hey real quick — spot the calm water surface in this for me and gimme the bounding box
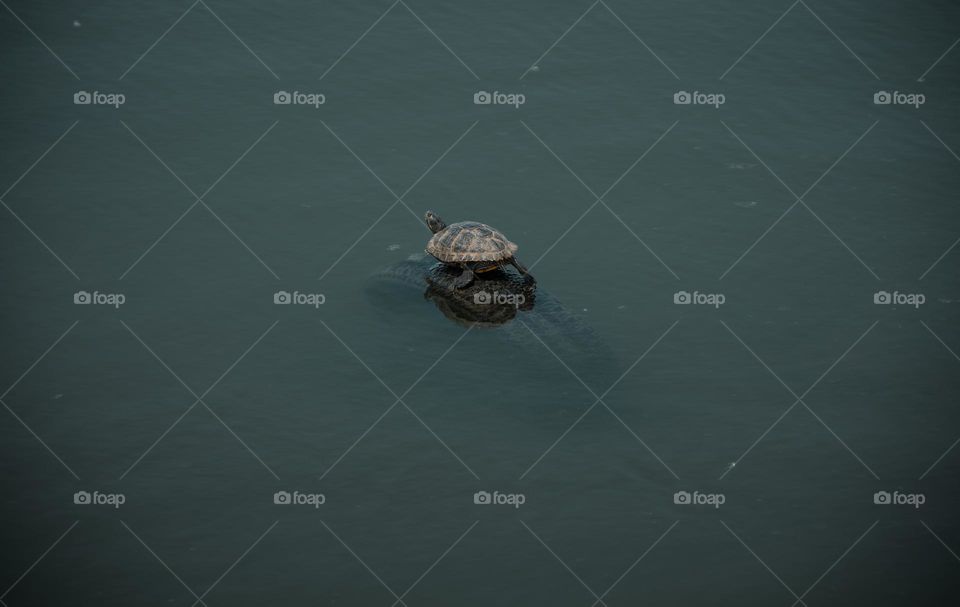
[2,1,959,604]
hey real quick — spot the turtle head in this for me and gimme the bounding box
[424,210,447,234]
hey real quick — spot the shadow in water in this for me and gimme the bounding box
[366,254,619,389]
[423,262,536,327]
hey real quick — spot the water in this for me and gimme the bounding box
[2,1,959,604]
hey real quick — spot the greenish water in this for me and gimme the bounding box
[2,1,960,604]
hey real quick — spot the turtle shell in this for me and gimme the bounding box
[426,221,518,262]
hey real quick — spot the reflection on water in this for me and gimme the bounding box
[424,263,537,328]
[368,253,620,390]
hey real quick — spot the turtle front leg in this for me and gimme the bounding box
[454,264,476,288]
[510,257,535,283]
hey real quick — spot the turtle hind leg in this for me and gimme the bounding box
[454,264,476,288]
[510,257,535,283]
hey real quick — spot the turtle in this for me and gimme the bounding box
[424,210,533,288]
